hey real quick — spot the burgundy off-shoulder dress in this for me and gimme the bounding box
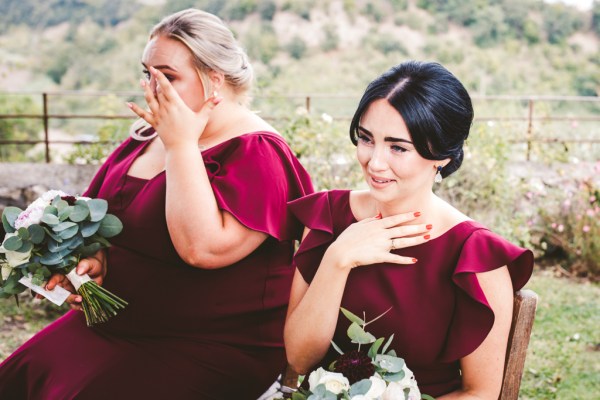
[0,132,314,400]
[288,190,534,397]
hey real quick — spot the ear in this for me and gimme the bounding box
[207,70,225,92]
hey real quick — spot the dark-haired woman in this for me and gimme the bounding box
[284,61,533,398]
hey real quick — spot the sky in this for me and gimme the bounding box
[546,0,594,10]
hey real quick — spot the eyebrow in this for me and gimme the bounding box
[141,62,178,72]
[358,126,413,144]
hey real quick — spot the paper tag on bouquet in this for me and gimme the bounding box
[18,275,71,306]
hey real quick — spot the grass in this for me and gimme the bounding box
[0,268,598,399]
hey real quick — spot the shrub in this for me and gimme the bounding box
[285,36,308,60]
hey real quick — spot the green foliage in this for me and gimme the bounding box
[534,180,600,278]
[542,2,584,44]
[363,1,385,23]
[593,1,600,36]
[279,112,362,191]
[285,36,308,60]
[281,0,315,20]
[243,22,279,65]
[320,24,339,52]
[0,95,43,162]
[257,0,277,21]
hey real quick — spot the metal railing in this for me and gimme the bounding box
[1,91,599,163]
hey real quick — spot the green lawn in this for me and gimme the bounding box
[0,268,598,399]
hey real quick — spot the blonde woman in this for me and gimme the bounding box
[0,9,313,399]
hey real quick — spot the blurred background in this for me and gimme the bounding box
[0,1,599,399]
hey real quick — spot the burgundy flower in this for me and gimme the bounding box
[334,349,375,384]
[61,195,77,205]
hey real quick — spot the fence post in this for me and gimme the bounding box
[43,92,50,163]
[526,99,534,161]
[305,96,311,113]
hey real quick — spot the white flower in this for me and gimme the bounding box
[14,206,45,229]
[0,233,32,270]
[382,365,421,400]
[321,113,333,123]
[361,374,387,399]
[40,189,68,202]
[308,367,350,395]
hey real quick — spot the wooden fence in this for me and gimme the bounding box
[0,91,599,163]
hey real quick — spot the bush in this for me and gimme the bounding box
[534,177,600,278]
[285,36,308,60]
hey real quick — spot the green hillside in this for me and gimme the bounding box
[0,0,598,96]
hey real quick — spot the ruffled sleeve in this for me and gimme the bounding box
[207,133,313,242]
[288,190,352,283]
[439,227,534,362]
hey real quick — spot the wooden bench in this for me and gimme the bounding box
[280,289,539,399]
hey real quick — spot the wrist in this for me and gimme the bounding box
[322,245,352,274]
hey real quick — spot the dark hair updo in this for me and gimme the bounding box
[349,60,474,178]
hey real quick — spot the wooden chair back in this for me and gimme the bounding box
[281,289,539,399]
[499,289,538,400]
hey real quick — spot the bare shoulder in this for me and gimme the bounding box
[348,190,377,221]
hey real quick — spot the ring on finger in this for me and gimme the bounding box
[391,238,397,250]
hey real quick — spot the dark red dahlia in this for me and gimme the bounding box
[334,350,375,384]
[61,195,77,205]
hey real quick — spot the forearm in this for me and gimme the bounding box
[285,252,351,374]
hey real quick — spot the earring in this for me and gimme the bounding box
[434,166,443,183]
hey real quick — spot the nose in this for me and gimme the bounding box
[368,146,388,172]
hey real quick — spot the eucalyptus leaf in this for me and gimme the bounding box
[340,307,365,325]
[53,221,77,232]
[348,322,376,344]
[67,235,84,250]
[79,242,103,257]
[43,227,63,243]
[349,379,372,396]
[69,204,89,222]
[368,337,385,358]
[98,214,123,238]
[374,354,405,373]
[330,340,344,355]
[291,392,308,400]
[58,206,72,221]
[421,395,436,400]
[17,227,30,240]
[2,206,22,231]
[40,251,64,265]
[0,273,25,295]
[44,205,58,216]
[3,235,23,251]
[49,236,79,252]
[81,221,101,237]
[381,333,395,355]
[28,225,45,244]
[17,241,33,254]
[41,213,59,226]
[53,198,69,211]
[382,370,405,382]
[88,234,110,247]
[87,199,108,222]
[58,225,79,240]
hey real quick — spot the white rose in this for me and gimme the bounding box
[41,189,68,202]
[382,366,421,400]
[14,206,45,229]
[363,374,387,399]
[308,367,350,395]
[0,233,32,269]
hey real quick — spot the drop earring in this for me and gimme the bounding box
[434,166,443,183]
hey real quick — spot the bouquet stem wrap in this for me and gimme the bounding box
[66,269,128,327]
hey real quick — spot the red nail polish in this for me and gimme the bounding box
[412,258,418,263]
[375,212,382,219]
[414,212,421,217]
[424,234,431,240]
[426,224,432,230]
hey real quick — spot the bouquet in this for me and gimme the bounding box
[0,189,127,326]
[292,308,434,400]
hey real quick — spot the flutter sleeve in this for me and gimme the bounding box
[440,228,534,362]
[288,190,346,283]
[208,133,313,241]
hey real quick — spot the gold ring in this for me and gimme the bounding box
[391,238,396,250]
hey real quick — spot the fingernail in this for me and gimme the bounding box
[412,258,418,263]
[424,234,431,240]
[426,224,433,230]
[76,296,82,303]
[140,79,146,87]
[126,102,133,109]
[375,212,382,219]
[414,212,421,217]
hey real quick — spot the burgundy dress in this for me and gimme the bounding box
[288,190,534,397]
[0,132,314,400]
